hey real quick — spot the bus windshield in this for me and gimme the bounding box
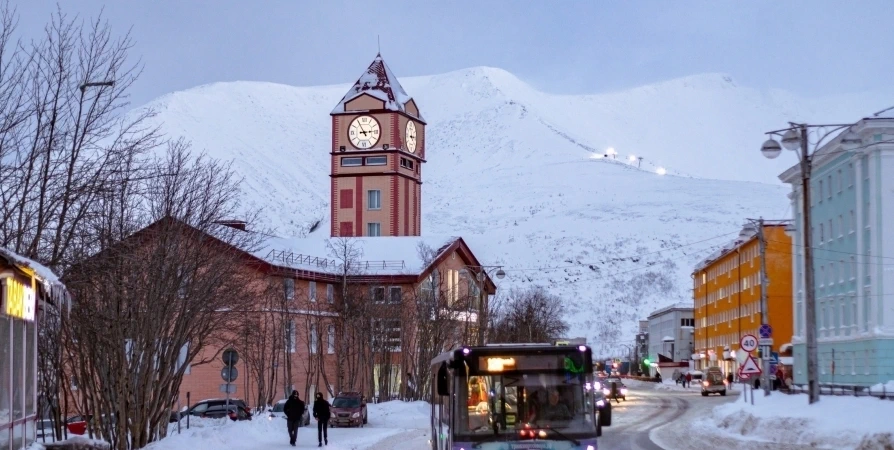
[455,370,595,437]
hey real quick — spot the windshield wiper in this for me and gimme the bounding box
[543,426,580,446]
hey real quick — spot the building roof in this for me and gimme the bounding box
[0,246,69,306]
[253,235,460,276]
[647,301,694,319]
[691,221,790,273]
[330,54,424,121]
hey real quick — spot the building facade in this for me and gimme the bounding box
[330,54,425,237]
[779,118,894,386]
[646,303,694,376]
[1,248,68,450]
[692,222,793,375]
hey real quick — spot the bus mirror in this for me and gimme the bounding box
[437,363,449,396]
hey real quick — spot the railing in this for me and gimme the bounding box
[265,249,406,272]
[783,383,893,400]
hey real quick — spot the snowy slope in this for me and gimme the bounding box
[132,66,888,355]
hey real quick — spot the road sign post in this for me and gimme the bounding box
[222,348,239,409]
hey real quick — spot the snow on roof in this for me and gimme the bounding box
[0,247,61,284]
[331,54,423,121]
[253,235,460,276]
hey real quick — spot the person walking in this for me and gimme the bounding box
[685,372,692,388]
[312,392,331,447]
[283,391,305,447]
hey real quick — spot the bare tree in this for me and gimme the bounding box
[237,279,287,410]
[488,286,569,344]
[326,238,368,394]
[61,142,263,450]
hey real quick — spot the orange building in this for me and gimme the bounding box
[692,222,793,376]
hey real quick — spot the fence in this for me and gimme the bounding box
[783,383,893,400]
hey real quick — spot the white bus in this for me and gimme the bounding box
[430,343,600,450]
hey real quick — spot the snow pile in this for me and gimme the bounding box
[654,379,700,392]
[146,401,429,450]
[869,380,894,392]
[701,393,894,449]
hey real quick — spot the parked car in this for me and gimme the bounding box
[268,399,310,426]
[602,376,628,401]
[65,415,93,435]
[329,391,367,427]
[701,367,727,396]
[187,399,253,420]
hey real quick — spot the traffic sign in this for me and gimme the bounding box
[221,366,238,383]
[740,334,758,352]
[759,324,773,339]
[739,356,762,376]
[769,363,778,374]
[222,348,239,366]
[759,338,774,347]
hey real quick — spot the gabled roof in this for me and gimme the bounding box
[331,53,424,122]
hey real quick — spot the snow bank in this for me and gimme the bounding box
[702,392,894,449]
[147,400,429,450]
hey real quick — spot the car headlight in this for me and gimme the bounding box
[602,388,610,395]
[596,400,605,407]
[703,381,709,387]
[351,412,360,418]
[620,388,628,394]
[331,412,336,418]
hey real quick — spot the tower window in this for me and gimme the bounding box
[365,156,387,166]
[341,157,362,167]
[367,190,381,210]
[340,189,354,208]
[367,222,381,236]
[400,157,414,170]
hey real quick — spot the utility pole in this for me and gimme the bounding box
[637,157,643,168]
[799,125,819,404]
[757,218,771,396]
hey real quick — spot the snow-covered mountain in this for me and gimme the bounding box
[133,65,889,355]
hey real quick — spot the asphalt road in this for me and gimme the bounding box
[597,382,737,450]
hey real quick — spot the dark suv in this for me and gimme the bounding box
[329,392,367,427]
[187,399,253,421]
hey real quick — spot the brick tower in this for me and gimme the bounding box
[329,54,425,237]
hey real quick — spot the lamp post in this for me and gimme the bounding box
[760,121,863,404]
[461,265,505,345]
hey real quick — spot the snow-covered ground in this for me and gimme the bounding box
[146,401,429,450]
[704,392,894,449]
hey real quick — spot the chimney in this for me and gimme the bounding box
[215,220,247,231]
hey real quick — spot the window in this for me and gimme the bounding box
[367,222,381,236]
[818,180,823,202]
[848,163,854,187]
[371,286,386,303]
[820,265,825,286]
[828,219,833,242]
[400,157,414,170]
[819,224,824,242]
[827,175,832,198]
[367,189,381,210]
[327,325,335,354]
[340,221,354,237]
[372,319,401,352]
[341,157,362,167]
[838,215,844,238]
[310,324,318,353]
[850,257,856,280]
[340,189,354,208]
[286,320,296,353]
[389,286,402,303]
[309,281,317,302]
[365,156,387,166]
[284,278,295,300]
[327,284,334,303]
[837,169,842,193]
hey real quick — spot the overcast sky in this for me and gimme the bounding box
[12,0,893,107]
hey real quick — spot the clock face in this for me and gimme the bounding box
[348,115,380,149]
[405,121,417,153]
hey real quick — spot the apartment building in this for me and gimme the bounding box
[692,222,793,375]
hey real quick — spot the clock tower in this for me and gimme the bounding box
[330,54,425,237]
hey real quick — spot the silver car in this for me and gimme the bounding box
[268,399,310,426]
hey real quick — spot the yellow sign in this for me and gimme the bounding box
[3,278,35,321]
[486,357,516,372]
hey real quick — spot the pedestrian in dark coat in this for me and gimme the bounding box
[312,392,331,447]
[283,391,305,446]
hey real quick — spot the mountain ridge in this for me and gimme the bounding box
[131,65,883,354]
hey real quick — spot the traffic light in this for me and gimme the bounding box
[643,358,650,365]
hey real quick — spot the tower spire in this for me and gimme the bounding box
[377,35,380,56]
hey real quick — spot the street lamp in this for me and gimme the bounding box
[462,265,505,345]
[760,120,861,405]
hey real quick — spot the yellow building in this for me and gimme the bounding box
[692,222,793,376]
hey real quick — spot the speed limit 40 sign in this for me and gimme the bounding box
[740,334,758,353]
